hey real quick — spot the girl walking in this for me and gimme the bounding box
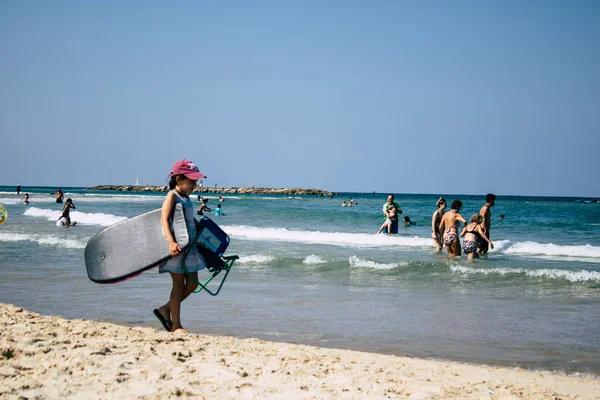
[153,159,207,333]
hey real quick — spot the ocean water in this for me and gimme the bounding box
[1,186,599,375]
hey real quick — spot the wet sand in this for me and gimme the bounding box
[1,303,598,399]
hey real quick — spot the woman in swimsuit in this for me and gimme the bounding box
[438,199,467,256]
[431,197,446,251]
[59,198,76,225]
[460,214,493,260]
[197,198,212,216]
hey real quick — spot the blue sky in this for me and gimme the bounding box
[1,1,599,196]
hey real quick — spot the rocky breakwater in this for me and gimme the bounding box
[86,185,334,196]
[86,185,168,192]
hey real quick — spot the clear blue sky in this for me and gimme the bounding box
[1,1,599,196]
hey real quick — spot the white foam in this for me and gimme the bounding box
[0,232,87,249]
[0,196,56,204]
[23,207,127,226]
[221,225,432,249]
[236,254,278,265]
[450,265,600,283]
[303,254,327,265]
[74,195,162,203]
[494,240,600,260]
[348,255,407,270]
[0,193,162,204]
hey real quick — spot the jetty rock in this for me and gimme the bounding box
[85,185,334,196]
[86,185,168,192]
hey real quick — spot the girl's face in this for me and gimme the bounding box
[440,203,446,210]
[177,177,197,194]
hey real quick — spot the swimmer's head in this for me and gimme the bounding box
[470,214,483,223]
[451,199,462,211]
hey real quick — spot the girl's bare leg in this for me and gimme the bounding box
[159,272,200,331]
[168,273,186,331]
[183,272,199,298]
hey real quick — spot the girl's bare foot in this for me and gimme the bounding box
[158,306,171,323]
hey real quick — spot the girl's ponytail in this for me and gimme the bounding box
[168,175,179,190]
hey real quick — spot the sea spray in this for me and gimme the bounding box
[449,264,600,283]
[0,232,87,249]
[24,207,127,227]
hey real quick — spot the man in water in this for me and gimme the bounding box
[479,193,496,254]
[16,184,21,195]
[56,188,64,203]
[383,194,402,234]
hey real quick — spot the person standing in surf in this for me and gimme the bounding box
[154,159,207,333]
[58,198,76,225]
[56,188,64,204]
[16,184,21,195]
[431,197,446,251]
[460,214,493,260]
[438,199,467,257]
[197,198,212,216]
[383,194,402,234]
[479,193,496,254]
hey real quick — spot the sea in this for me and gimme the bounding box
[1,186,599,376]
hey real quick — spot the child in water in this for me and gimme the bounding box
[214,204,225,216]
[153,159,207,333]
[22,193,30,205]
[378,204,397,234]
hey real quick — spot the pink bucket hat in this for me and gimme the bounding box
[168,159,206,181]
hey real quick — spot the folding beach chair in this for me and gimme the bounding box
[181,216,238,296]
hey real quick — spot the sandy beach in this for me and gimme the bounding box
[1,303,598,399]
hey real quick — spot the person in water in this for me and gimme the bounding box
[403,216,413,227]
[342,201,347,207]
[214,204,225,216]
[431,197,446,251]
[154,159,207,333]
[383,194,402,234]
[22,193,30,204]
[59,198,76,225]
[56,188,64,204]
[461,214,493,260]
[479,193,496,254]
[438,199,467,257]
[377,204,397,234]
[197,198,212,215]
[16,185,21,195]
